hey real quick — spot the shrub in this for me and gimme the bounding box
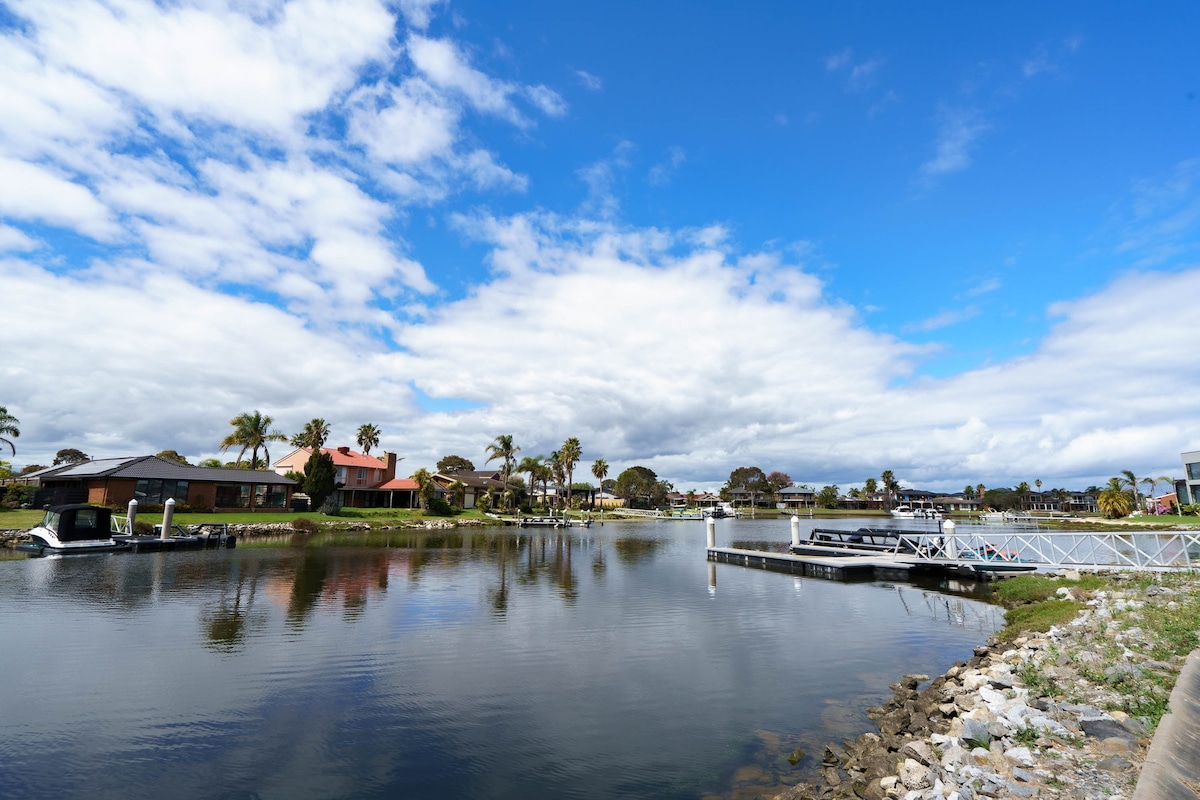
[319,497,341,516]
[425,497,454,516]
[292,518,320,534]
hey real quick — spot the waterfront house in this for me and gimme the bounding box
[273,447,414,508]
[18,456,297,512]
[775,485,815,509]
[431,470,508,509]
[1178,450,1200,507]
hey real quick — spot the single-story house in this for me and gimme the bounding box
[432,470,508,509]
[17,456,297,512]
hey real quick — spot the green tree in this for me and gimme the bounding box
[1119,469,1144,513]
[356,423,381,455]
[0,406,19,455]
[437,454,476,473]
[1015,481,1031,510]
[447,479,466,508]
[411,468,435,509]
[1098,477,1132,519]
[963,485,976,498]
[548,449,567,508]
[558,437,582,508]
[220,411,286,470]
[53,448,89,465]
[516,455,543,505]
[614,466,661,508]
[766,471,793,494]
[591,458,609,510]
[880,470,899,507]
[156,449,191,465]
[863,477,878,495]
[290,418,330,450]
[304,449,337,510]
[816,485,840,508]
[485,435,520,508]
[723,466,770,505]
[198,457,224,469]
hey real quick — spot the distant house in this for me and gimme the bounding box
[15,456,297,512]
[273,447,415,508]
[934,494,980,512]
[431,470,508,509]
[776,486,815,509]
[1179,450,1200,507]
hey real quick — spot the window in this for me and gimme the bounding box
[215,484,251,508]
[254,484,287,508]
[135,479,190,504]
[1187,462,1200,481]
[357,467,367,481]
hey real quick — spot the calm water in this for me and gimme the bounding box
[0,518,1002,799]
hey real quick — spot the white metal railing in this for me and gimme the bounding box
[610,508,665,518]
[899,529,1200,571]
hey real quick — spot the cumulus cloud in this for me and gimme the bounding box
[574,69,603,91]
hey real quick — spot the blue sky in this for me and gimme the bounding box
[2,0,1199,492]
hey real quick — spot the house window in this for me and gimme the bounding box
[357,467,367,481]
[135,479,190,505]
[215,484,251,508]
[1187,462,1200,481]
[254,484,287,508]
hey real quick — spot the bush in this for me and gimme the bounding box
[319,497,341,516]
[4,485,33,507]
[425,497,454,516]
[292,518,320,534]
[133,521,155,536]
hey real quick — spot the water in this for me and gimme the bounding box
[0,518,1002,799]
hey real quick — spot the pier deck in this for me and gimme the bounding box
[707,546,916,580]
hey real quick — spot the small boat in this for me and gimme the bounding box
[890,502,944,519]
[16,504,130,555]
[702,502,742,519]
[791,527,936,557]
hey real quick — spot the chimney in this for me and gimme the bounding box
[337,446,350,455]
[384,451,397,482]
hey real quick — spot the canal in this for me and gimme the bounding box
[0,517,1002,799]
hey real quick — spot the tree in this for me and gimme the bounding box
[766,471,793,493]
[1098,477,1132,519]
[290,418,330,450]
[1119,469,1144,513]
[0,406,18,455]
[863,477,878,495]
[976,483,986,500]
[1015,482,1031,510]
[437,455,476,473]
[591,458,609,510]
[816,485,840,508]
[880,470,899,507]
[484,435,520,508]
[53,448,89,465]
[516,455,543,505]
[558,437,582,508]
[614,466,661,508]
[548,450,567,508]
[198,457,223,469]
[156,449,191,465]
[220,411,286,470]
[304,449,336,510]
[356,423,381,455]
[411,468,435,509]
[963,485,976,498]
[447,479,466,508]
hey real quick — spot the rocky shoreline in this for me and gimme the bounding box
[764,577,1195,800]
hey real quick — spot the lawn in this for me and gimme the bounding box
[0,506,503,529]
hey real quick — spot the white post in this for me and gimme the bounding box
[943,519,957,559]
[160,498,175,540]
[791,514,801,547]
[706,516,716,549]
[126,499,138,535]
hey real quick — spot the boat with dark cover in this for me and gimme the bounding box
[16,504,130,555]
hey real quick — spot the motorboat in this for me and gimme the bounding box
[16,504,130,555]
[702,502,741,519]
[889,501,944,519]
[790,527,936,557]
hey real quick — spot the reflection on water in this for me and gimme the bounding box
[0,519,1003,800]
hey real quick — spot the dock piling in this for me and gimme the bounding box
[706,517,716,548]
[127,499,137,535]
[160,498,175,540]
[790,515,801,547]
[943,519,958,559]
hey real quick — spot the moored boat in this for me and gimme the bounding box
[16,504,130,555]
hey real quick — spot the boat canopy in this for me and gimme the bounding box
[40,504,115,542]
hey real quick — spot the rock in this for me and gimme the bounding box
[878,709,911,737]
[900,741,936,767]
[1011,767,1036,783]
[897,759,932,791]
[1003,747,1035,767]
[1079,717,1135,744]
[1096,756,1131,773]
[1100,737,1133,754]
[970,748,991,766]
[960,719,991,749]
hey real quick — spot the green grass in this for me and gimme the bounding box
[1000,598,1084,640]
[0,506,504,529]
[993,574,1107,605]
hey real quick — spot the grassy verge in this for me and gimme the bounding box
[0,507,505,529]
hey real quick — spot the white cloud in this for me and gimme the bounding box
[398,0,443,30]
[648,146,686,187]
[824,48,853,72]
[574,70,603,91]
[919,108,989,179]
[903,305,980,333]
[0,157,121,240]
[0,225,38,252]
[824,48,885,92]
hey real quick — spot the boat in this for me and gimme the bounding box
[663,508,705,520]
[889,501,944,519]
[16,504,130,555]
[790,527,936,557]
[702,502,742,519]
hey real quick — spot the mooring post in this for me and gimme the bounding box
[943,519,957,559]
[126,498,138,535]
[790,514,801,547]
[160,498,175,540]
[706,516,716,549]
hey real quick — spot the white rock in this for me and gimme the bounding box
[880,776,898,790]
[899,758,933,790]
[1004,746,1036,767]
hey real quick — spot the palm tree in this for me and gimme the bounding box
[485,435,520,508]
[220,410,286,470]
[516,455,544,507]
[547,449,566,509]
[559,437,582,509]
[0,406,19,456]
[1119,469,1144,513]
[880,470,898,508]
[863,477,878,497]
[411,468,434,509]
[1098,477,1132,519]
[448,479,466,508]
[1015,482,1031,511]
[290,418,330,450]
[357,423,381,455]
[592,458,609,518]
[963,485,975,498]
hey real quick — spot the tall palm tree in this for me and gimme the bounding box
[290,418,330,450]
[357,423,381,455]
[220,410,286,470]
[592,458,609,517]
[863,477,878,496]
[559,437,582,509]
[517,455,544,507]
[485,435,520,508]
[1146,475,1175,513]
[1098,477,1132,519]
[1119,469,1144,513]
[548,449,567,509]
[963,485,975,498]
[411,468,434,509]
[1015,481,1031,511]
[0,406,19,456]
[880,470,898,508]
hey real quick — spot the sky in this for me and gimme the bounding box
[2,0,1199,494]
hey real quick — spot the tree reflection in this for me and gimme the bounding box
[612,537,661,564]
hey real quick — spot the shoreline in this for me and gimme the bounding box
[751,574,1198,800]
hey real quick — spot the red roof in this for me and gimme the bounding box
[377,478,418,490]
[283,446,385,469]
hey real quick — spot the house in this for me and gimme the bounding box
[1178,450,1200,507]
[431,470,508,509]
[16,456,297,512]
[934,494,981,512]
[273,447,416,508]
[775,486,815,509]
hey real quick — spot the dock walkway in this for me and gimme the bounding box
[707,546,916,580]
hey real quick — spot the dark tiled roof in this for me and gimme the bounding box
[51,456,296,485]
